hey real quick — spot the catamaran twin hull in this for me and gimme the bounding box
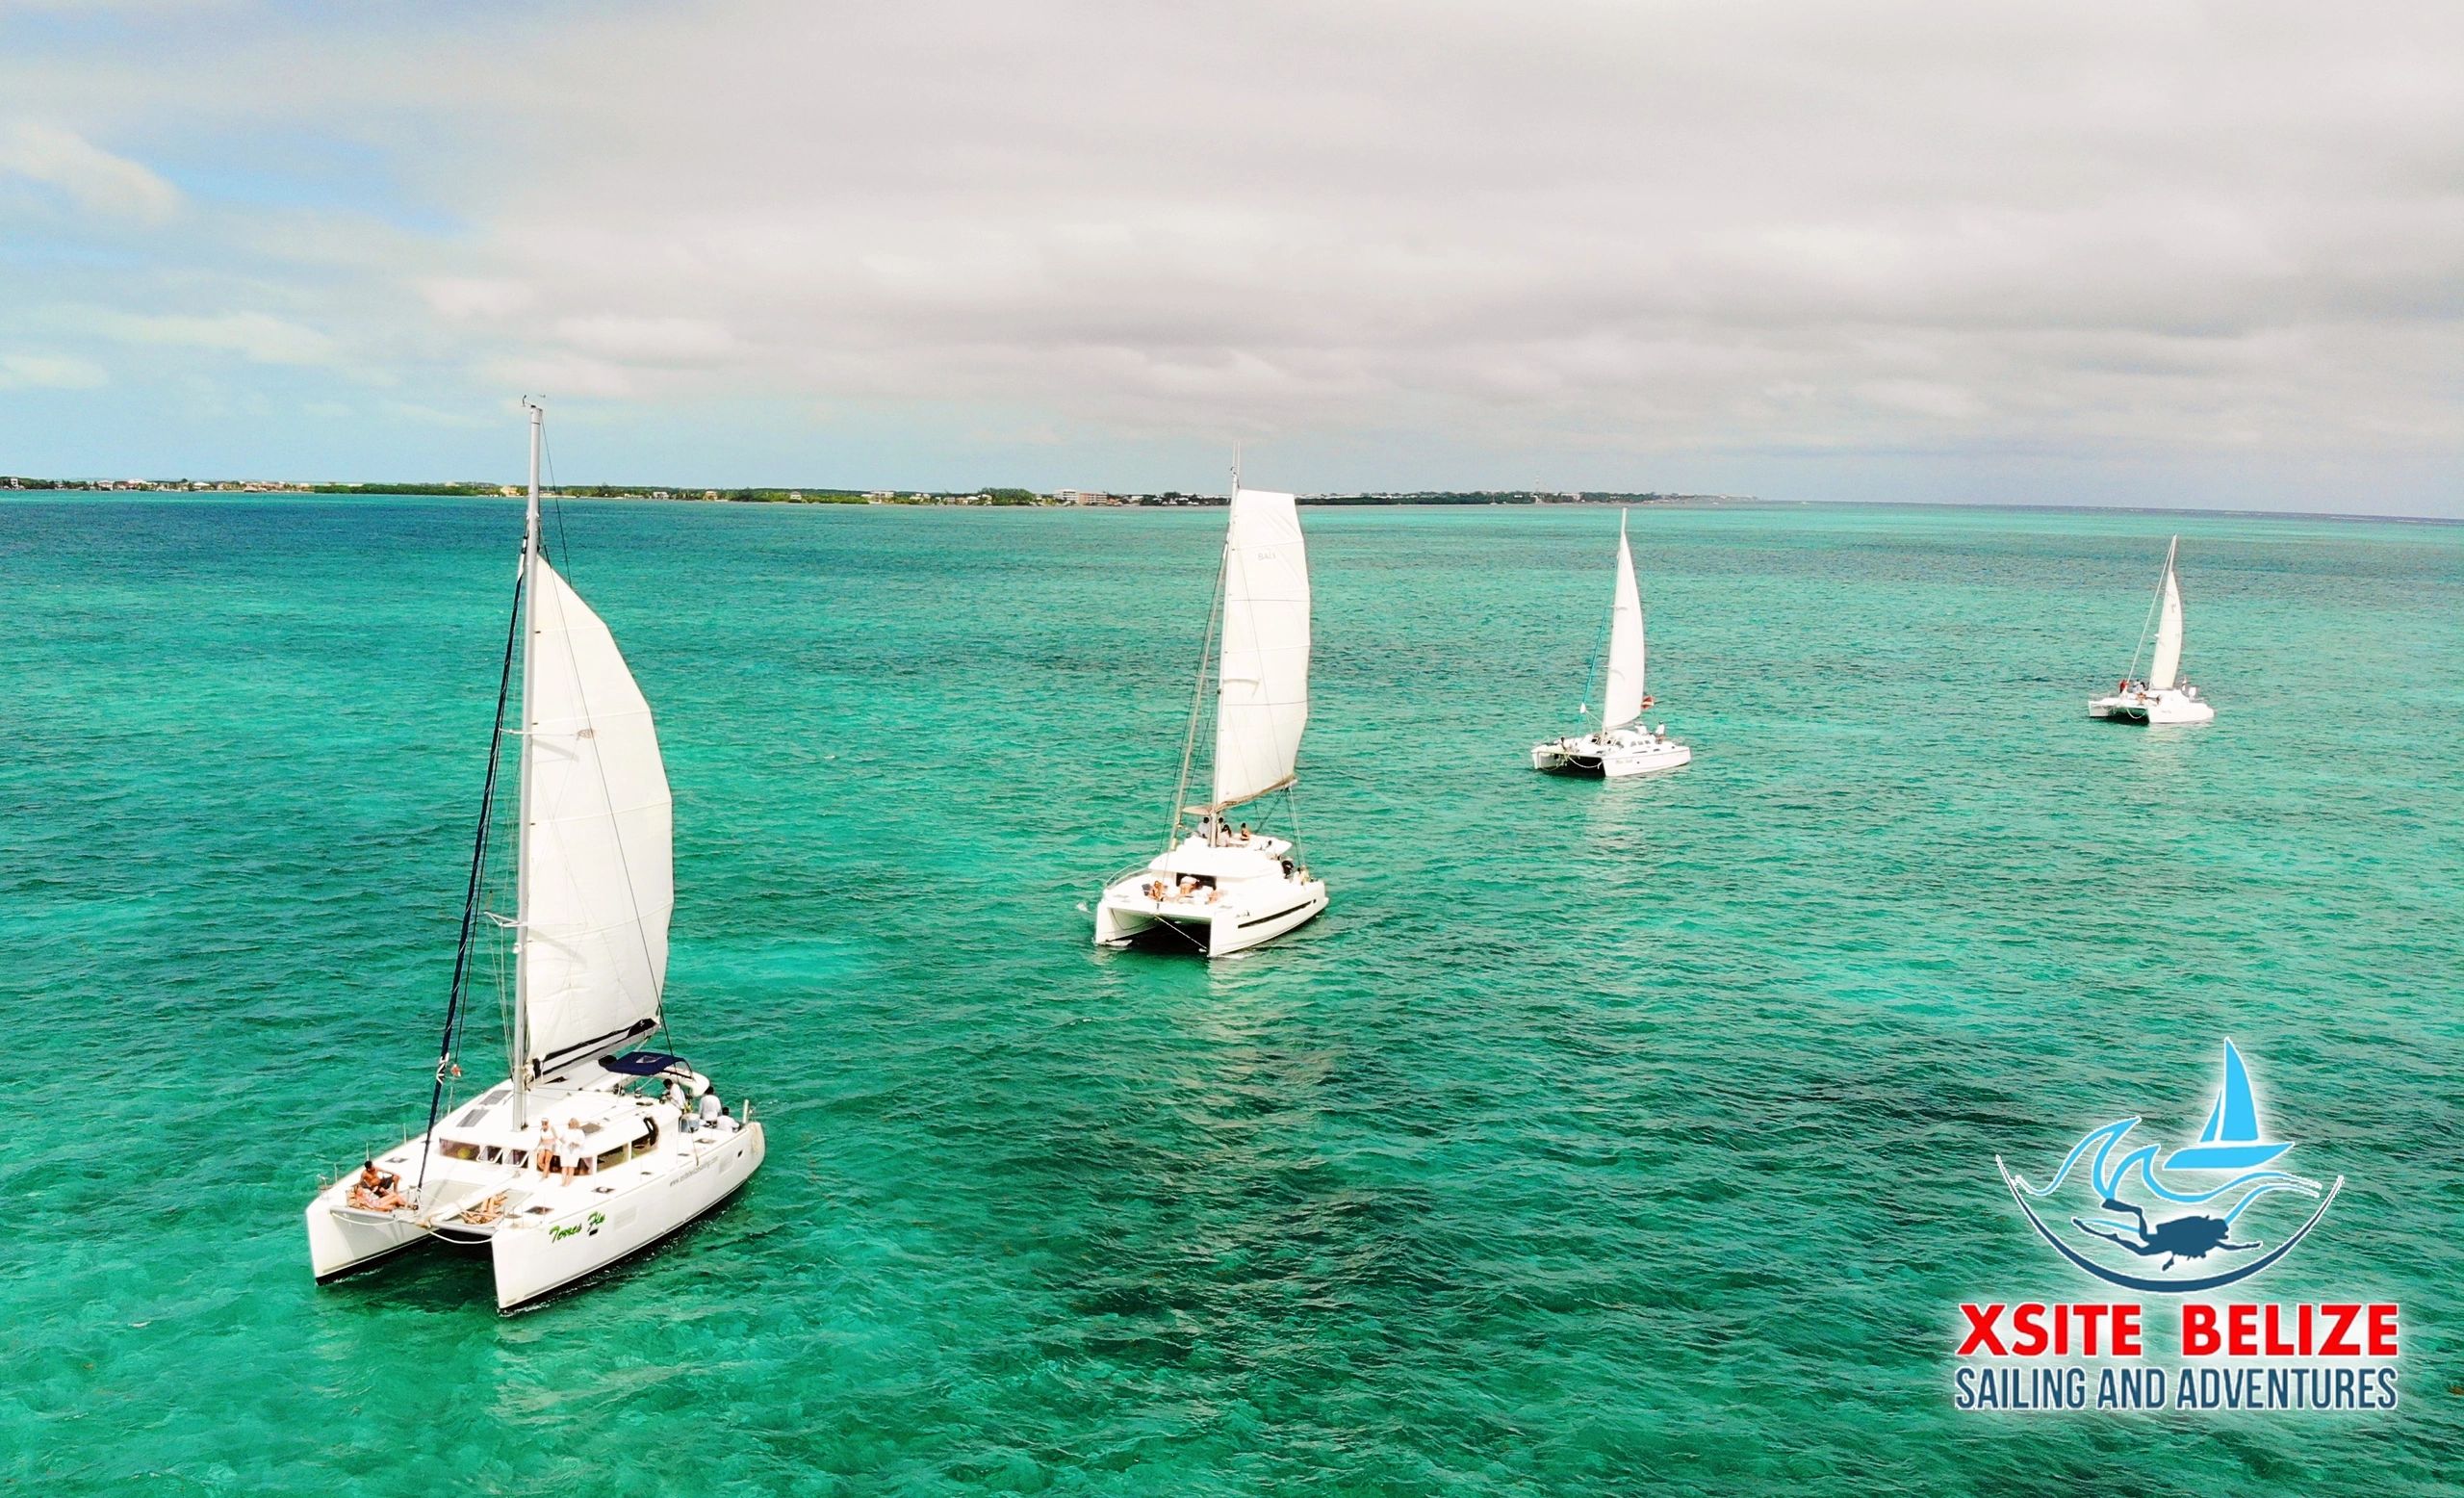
[1095,882,1329,957]
[2088,690,2216,726]
[1093,832,1327,958]
[308,1086,765,1310]
[1530,733,1693,779]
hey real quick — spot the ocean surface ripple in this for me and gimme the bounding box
[1,497,2457,1495]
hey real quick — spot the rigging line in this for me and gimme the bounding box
[541,422,574,577]
[1580,583,1612,733]
[1168,529,1230,850]
[416,553,526,1198]
[2124,543,2168,685]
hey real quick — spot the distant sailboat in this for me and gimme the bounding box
[305,400,765,1309]
[2089,535,2216,725]
[1093,485,1328,957]
[2164,1040,2293,1172]
[1531,510,1691,778]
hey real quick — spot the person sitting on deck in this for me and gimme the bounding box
[349,1160,405,1211]
[532,1121,556,1176]
[697,1090,722,1132]
[1237,823,1251,842]
[560,1120,587,1181]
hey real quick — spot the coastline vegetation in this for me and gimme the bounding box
[1,475,1734,507]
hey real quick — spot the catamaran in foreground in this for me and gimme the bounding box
[1094,486,1327,957]
[306,401,763,1310]
[2089,534,2216,726]
[1532,510,1691,778]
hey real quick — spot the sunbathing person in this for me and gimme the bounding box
[348,1160,406,1211]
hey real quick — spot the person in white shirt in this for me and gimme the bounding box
[697,1090,722,1132]
[559,1119,586,1182]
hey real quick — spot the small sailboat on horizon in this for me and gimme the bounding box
[305,400,765,1310]
[2089,535,2216,726]
[1531,510,1691,778]
[1093,483,1328,957]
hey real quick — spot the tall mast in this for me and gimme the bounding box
[1165,473,1231,850]
[1604,510,1625,735]
[511,398,543,1125]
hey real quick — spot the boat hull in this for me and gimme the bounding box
[1097,884,1328,957]
[1531,735,1692,778]
[1093,832,1329,958]
[1101,878,1330,958]
[2088,690,2215,726]
[491,1121,765,1310]
[309,1080,765,1310]
[307,1195,434,1283]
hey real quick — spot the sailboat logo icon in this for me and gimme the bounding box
[2167,1041,2294,1173]
[1994,1041,2343,1294]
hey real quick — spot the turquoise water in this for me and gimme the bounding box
[3,496,2458,1495]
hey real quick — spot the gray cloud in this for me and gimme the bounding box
[2,0,2459,508]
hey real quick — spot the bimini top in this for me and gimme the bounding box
[601,1050,688,1077]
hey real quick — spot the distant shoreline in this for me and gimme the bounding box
[0,478,1737,508]
[5,481,2451,525]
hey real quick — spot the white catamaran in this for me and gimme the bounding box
[1531,510,1691,778]
[306,400,764,1310]
[1093,486,1327,957]
[2089,534,2216,726]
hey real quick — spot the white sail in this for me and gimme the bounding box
[2147,538,2185,691]
[1210,488,1311,809]
[519,555,673,1070]
[1601,514,1647,730]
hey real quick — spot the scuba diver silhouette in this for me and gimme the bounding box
[2071,1193,2259,1273]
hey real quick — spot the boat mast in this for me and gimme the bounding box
[412,480,526,1197]
[1164,451,1236,850]
[511,398,543,1127]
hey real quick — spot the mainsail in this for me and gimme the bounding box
[1601,513,1647,731]
[517,555,674,1071]
[2147,536,2185,692]
[1210,488,1311,809]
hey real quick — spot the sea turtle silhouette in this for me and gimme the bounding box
[2070,1194,2258,1272]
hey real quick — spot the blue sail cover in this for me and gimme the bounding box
[601,1051,687,1076]
[2166,1040,2293,1170]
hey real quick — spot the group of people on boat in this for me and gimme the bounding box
[666,1076,736,1135]
[1142,874,1222,905]
[531,1119,598,1183]
[2110,678,2197,699]
[1197,817,1261,849]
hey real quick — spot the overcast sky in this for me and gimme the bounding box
[2,1,2457,513]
